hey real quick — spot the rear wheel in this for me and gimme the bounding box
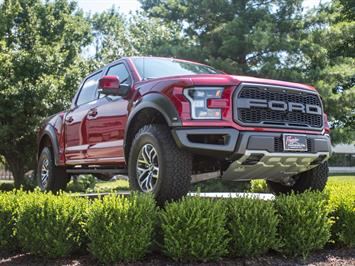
[267,161,329,195]
[37,147,70,192]
[128,124,192,204]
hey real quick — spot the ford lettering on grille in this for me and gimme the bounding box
[236,99,322,115]
[234,84,324,130]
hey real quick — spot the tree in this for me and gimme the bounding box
[90,8,184,64]
[140,0,354,143]
[139,0,309,80]
[0,0,92,187]
[301,0,354,143]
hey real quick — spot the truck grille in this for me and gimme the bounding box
[234,84,323,130]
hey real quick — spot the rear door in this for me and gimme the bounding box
[85,62,132,163]
[65,71,102,163]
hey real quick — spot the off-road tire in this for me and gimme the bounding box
[37,147,70,192]
[128,124,192,204]
[267,161,329,195]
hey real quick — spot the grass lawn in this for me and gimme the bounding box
[328,175,355,182]
[1,175,354,193]
[91,175,355,193]
[94,178,129,192]
[0,179,13,184]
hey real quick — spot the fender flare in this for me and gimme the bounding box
[124,93,182,149]
[38,124,60,166]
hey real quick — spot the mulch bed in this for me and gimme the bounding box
[1,248,354,266]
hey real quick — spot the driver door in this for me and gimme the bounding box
[65,71,102,163]
[85,63,132,163]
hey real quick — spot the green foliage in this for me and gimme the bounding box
[0,182,15,191]
[227,197,279,257]
[16,190,88,258]
[249,180,269,193]
[87,193,157,264]
[192,180,251,192]
[140,0,354,143]
[274,191,332,259]
[326,179,355,247]
[0,181,354,261]
[160,197,229,262]
[0,191,20,250]
[0,0,92,186]
[66,175,97,193]
[333,202,355,247]
[303,0,355,143]
[91,8,183,63]
[140,0,308,78]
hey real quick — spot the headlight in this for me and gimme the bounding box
[184,87,224,119]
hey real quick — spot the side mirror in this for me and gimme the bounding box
[98,76,130,96]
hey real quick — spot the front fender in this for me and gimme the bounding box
[38,124,60,165]
[124,93,182,149]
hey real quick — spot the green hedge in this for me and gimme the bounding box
[0,191,24,251]
[87,193,157,264]
[274,191,332,259]
[160,197,229,262]
[227,197,279,257]
[327,183,355,247]
[0,188,353,263]
[16,191,88,258]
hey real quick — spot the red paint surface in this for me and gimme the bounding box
[39,57,325,166]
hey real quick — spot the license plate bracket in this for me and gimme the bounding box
[283,134,308,152]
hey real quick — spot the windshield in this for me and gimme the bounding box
[132,57,223,80]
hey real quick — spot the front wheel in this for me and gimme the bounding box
[37,147,70,192]
[128,124,192,204]
[267,161,329,195]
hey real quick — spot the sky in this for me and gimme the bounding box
[76,0,141,14]
[76,0,326,15]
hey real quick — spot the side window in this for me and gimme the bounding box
[106,63,131,84]
[76,72,102,106]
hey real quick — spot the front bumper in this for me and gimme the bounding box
[172,128,332,181]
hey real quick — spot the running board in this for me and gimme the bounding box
[66,168,128,175]
[191,171,221,183]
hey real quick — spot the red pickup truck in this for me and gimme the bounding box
[37,57,331,202]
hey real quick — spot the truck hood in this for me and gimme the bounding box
[188,74,316,91]
[138,74,317,95]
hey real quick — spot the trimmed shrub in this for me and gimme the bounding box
[0,191,22,251]
[249,180,269,193]
[87,193,157,264]
[327,181,355,247]
[334,202,355,247]
[66,175,96,193]
[16,191,88,258]
[0,182,15,191]
[275,191,331,259]
[160,197,229,262]
[227,197,279,257]
[332,198,355,247]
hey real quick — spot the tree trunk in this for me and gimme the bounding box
[4,154,25,188]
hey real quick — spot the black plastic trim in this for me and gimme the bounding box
[38,125,60,166]
[231,132,332,160]
[172,128,239,158]
[233,83,324,131]
[124,93,182,151]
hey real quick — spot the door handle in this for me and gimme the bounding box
[65,116,74,123]
[88,109,98,118]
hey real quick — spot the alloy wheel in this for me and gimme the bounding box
[136,143,159,192]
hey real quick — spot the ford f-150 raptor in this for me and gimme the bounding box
[37,57,332,202]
